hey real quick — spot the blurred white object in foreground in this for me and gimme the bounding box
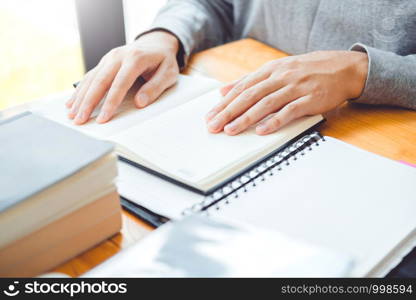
[84,215,352,277]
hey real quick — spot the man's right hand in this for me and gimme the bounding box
[66,31,180,125]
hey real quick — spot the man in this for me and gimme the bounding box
[67,0,416,136]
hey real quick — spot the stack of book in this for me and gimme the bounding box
[0,112,121,277]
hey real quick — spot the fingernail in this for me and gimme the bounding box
[70,105,79,116]
[224,121,238,133]
[67,111,75,119]
[138,93,149,107]
[205,111,217,121]
[75,112,86,123]
[96,111,109,123]
[257,123,269,134]
[208,119,221,132]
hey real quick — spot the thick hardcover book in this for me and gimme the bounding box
[0,112,114,211]
[0,112,117,248]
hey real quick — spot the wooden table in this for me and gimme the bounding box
[53,38,416,277]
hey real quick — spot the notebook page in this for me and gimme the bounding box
[31,74,220,139]
[111,89,323,186]
[210,137,416,277]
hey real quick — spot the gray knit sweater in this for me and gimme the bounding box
[143,0,416,109]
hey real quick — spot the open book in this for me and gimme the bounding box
[32,75,323,194]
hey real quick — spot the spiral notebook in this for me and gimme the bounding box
[120,131,416,277]
[171,133,416,277]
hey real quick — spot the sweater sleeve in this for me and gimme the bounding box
[349,43,416,110]
[136,0,234,68]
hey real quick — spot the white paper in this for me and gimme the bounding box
[211,136,416,277]
[31,74,221,139]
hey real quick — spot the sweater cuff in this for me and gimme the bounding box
[349,42,410,107]
[348,43,379,104]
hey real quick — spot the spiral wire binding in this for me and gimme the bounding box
[181,131,325,216]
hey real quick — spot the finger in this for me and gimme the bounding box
[207,75,252,122]
[256,96,310,135]
[96,61,148,123]
[219,77,243,97]
[69,53,112,119]
[66,80,86,109]
[66,94,77,109]
[66,73,89,110]
[134,61,177,108]
[224,84,298,135]
[68,69,97,119]
[66,87,79,109]
[205,71,269,122]
[211,77,285,134]
[74,61,120,125]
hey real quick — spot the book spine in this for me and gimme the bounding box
[0,191,121,277]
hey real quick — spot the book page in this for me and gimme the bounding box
[111,89,323,187]
[31,74,221,139]
[211,137,416,277]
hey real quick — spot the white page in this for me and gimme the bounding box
[210,137,416,277]
[31,74,221,139]
[111,89,323,185]
[27,74,218,220]
[116,161,204,219]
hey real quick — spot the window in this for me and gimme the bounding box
[123,0,167,43]
[1,0,167,110]
[0,0,83,110]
